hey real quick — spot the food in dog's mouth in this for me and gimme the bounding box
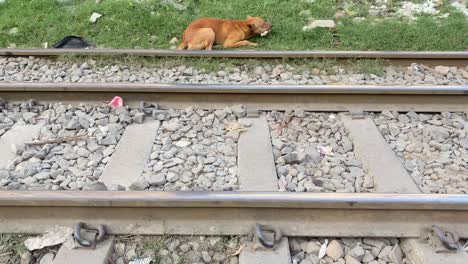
[260,30,270,37]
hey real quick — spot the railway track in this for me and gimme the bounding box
[1,49,468,66]
[0,50,467,263]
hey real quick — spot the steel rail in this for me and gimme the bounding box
[0,82,467,95]
[0,191,467,210]
[1,192,468,237]
[1,49,467,59]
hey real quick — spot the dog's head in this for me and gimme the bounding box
[246,16,272,36]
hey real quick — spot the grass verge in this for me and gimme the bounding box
[0,0,467,51]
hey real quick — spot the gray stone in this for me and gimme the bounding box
[39,253,55,264]
[20,251,32,264]
[65,118,80,130]
[133,112,145,124]
[82,181,107,191]
[362,250,375,262]
[349,167,364,178]
[163,120,180,131]
[350,244,365,261]
[300,241,321,254]
[344,255,360,264]
[128,180,149,190]
[101,134,117,145]
[389,244,403,264]
[282,152,305,164]
[175,140,192,148]
[148,173,166,186]
[378,246,393,262]
[231,105,246,117]
[430,126,450,140]
[34,172,51,181]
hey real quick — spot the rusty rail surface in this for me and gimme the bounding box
[0,82,467,95]
[1,49,467,59]
[1,192,468,237]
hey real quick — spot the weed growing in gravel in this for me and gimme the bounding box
[0,0,466,50]
[142,237,166,263]
[58,54,387,76]
[0,234,28,264]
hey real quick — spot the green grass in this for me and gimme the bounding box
[0,0,467,51]
[0,234,28,264]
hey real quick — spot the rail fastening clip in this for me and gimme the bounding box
[73,222,107,248]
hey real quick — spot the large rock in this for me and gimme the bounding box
[434,66,450,75]
[326,240,344,261]
[303,20,336,31]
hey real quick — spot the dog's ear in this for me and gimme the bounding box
[246,15,252,19]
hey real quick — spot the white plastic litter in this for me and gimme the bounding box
[318,145,334,156]
[318,239,328,259]
[129,257,153,264]
[24,226,74,251]
[90,12,103,23]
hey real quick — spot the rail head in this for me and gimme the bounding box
[0,82,467,95]
[1,49,468,59]
[1,191,468,210]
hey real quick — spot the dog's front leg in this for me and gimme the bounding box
[223,39,258,48]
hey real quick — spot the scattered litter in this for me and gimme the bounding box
[329,114,336,119]
[318,145,334,156]
[8,27,18,35]
[107,96,124,108]
[225,122,248,132]
[161,0,186,10]
[129,257,153,264]
[302,20,336,31]
[53,36,95,49]
[226,244,245,263]
[299,10,312,18]
[89,12,103,23]
[24,226,74,251]
[318,239,328,259]
[231,244,245,256]
[25,134,88,146]
[169,37,179,45]
[396,0,439,20]
[43,42,48,48]
[451,2,468,17]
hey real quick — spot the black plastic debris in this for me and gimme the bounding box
[52,36,95,49]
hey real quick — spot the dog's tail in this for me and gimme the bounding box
[177,41,187,50]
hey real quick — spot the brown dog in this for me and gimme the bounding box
[177,16,272,50]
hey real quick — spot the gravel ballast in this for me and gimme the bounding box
[113,235,241,264]
[0,101,23,137]
[290,237,406,264]
[373,111,468,194]
[0,102,144,191]
[0,56,466,85]
[267,111,371,193]
[136,106,246,191]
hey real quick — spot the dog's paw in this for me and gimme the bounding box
[249,42,259,46]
